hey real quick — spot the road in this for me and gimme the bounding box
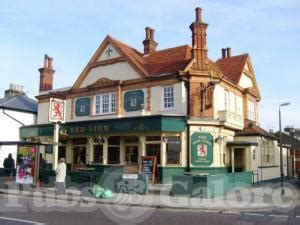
[0,194,300,225]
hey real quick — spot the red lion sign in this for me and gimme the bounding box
[49,98,66,123]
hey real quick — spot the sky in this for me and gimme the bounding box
[0,0,299,131]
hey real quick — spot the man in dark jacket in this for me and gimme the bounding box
[3,153,15,178]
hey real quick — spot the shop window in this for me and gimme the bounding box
[146,136,161,142]
[108,136,120,164]
[73,146,86,164]
[166,136,181,164]
[124,136,139,144]
[146,144,161,165]
[162,86,174,109]
[93,144,103,163]
[108,147,120,164]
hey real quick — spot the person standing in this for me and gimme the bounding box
[3,153,15,178]
[55,158,66,195]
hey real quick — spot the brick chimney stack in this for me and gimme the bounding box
[39,54,55,92]
[189,7,209,71]
[143,27,158,54]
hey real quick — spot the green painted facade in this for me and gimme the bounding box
[170,172,252,198]
[20,115,186,138]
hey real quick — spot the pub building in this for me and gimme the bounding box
[20,7,287,183]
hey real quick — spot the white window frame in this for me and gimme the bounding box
[224,90,230,111]
[162,86,175,110]
[248,100,255,121]
[94,92,116,115]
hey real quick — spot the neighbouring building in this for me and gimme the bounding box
[282,127,300,177]
[0,84,37,166]
[20,7,284,183]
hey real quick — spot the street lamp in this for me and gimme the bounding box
[279,102,290,195]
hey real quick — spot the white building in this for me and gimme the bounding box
[0,84,37,166]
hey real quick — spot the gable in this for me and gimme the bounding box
[97,44,121,62]
[239,73,253,89]
[79,61,140,88]
[73,35,147,89]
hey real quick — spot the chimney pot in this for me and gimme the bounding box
[221,48,226,58]
[150,28,154,40]
[226,47,231,58]
[143,27,158,54]
[195,7,202,23]
[39,54,55,92]
[145,27,151,39]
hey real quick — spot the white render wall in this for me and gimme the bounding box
[37,82,187,124]
[80,62,140,88]
[0,109,36,167]
[235,136,287,182]
[239,73,253,89]
[213,85,243,118]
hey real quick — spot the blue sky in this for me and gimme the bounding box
[0,0,299,131]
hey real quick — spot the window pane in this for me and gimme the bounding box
[146,136,161,142]
[108,136,120,145]
[163,86,174,109]
[94,145,103,163]
[146,144,161,165]
[108,146,120,164]
[166,136,181,164]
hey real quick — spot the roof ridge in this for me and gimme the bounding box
[216,53,248,62]
[144,44,191,56]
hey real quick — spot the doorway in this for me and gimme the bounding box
[125,146,139,174]
[234,148,245,172]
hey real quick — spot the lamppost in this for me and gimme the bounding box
[279,102,290,195]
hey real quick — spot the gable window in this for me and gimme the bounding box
[162,86,174,109]
[248,100,255,121]
[95,92,116,115]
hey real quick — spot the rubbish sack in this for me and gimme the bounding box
[91,185,104,198]
[102,189,115,199]
[91,185,115,199]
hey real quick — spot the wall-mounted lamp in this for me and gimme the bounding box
[215,135,225,144]
[95,135,105,144]
[162,136,169,144]
[59,126,68,138]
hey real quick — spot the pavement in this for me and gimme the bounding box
[0,177,299,213]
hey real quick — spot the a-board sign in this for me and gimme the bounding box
[140,156,158,183]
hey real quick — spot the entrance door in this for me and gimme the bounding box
[125,146,139,173]
[234,148,244,172]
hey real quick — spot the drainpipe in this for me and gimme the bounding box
[2,109,25,125]
[184,80,191,172]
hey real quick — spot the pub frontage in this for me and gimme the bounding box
[18,7,283,193]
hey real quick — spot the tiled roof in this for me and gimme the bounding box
[144,45,192,76]
[0,95,37,113]
[236,122,278,139]
[110,36,192,76]
[111,36,249,81]
[215,54,248,83]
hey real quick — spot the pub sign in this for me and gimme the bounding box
[191,132,213,166]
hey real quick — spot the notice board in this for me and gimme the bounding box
[140,156,158,183]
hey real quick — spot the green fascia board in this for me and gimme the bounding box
[20,125,54,138]
[20,115,186,138]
